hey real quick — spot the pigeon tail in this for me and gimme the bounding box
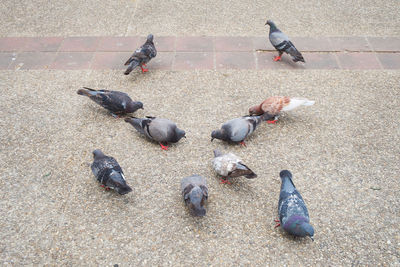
[77,87,97,97]
[244,172,257,179]
[124,60,140,75]
[282,98,315,111]
[124,117,146,134]
[286,44,305,63]
[115,184,133,195]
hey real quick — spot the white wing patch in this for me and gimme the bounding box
[282,98,315,111]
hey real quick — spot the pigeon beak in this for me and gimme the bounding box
[211,137,214,142]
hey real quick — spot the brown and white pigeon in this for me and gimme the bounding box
[90,149,132,195]
[77,87,143,118]
[181,175,208,217]
[212,149,257,184]
[124,116,186,150]
[248,96,315,123]
[124,34,157,75]
[266,20,305,63]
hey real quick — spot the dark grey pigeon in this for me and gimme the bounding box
[124,116,186,150]
[212,149,257,184]
[276,170,314,240]
[181,175,208,217]
[124,34,157,75]
[90,149,132,195]
[211,113,269,146]
[265,20,305,63]
[77,87,143,117]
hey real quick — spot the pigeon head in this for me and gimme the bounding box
[146,34,154,43]
[171,128,186,143]
[265,20,273,25]
[106,170,132,195]
[126,101,144,113]
[92,149,105,159]
[284,215,314,240]
[211,130,227,142]
[248,104,263,116]
[187,187,206,217]
[265,20,278,31]
[280,169,292,180]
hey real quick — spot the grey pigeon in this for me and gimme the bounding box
[90,149,132,195]
[212,149,257,184]
[265,20,305,63]
[211,114,269,146]
[124,34,157,75]
[124,116,186,150]
[181,175,208,217]
[276,170,314,240]
[77,87,143,117]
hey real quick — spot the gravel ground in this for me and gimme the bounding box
[0,70,399,265]
[1,0,399,37]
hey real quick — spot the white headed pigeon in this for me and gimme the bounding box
[90,149,132,195]
[276,170,314,241]
[181,175,208,217]
[124,116,186,150]
[266,20,305,63]
[211,114,269,146]
[212,149,257,184]
[77,87,143,118]
[124,34,157,75]
[249,96,315,123]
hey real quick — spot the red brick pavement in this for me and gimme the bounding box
[1,36,399,70]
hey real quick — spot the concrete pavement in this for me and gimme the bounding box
[0,0,399,266]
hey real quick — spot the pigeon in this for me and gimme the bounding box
[124,34,157,75]
[211,113,269,146]
[276,170,314,241]
[248,96,315,123]
[212,149,257,184]
[77,87,143,118]
[90,149,132,195]
[265,20,305,63]
[124,116,186,150]
[181,175,208,217]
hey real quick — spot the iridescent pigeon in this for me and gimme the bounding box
[124,116,186,150]
[124,34,157,75]
[77,87,143,118]
[212,149,257,184]
[276,170,314,241]
[248,96,315,123]
[211,114,269,146]
[90,149,132,195]
[181,175,208,217]
[266,20,305,63]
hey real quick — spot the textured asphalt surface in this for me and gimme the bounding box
[1,0,400,266]
[1,70,399,265]
[1,0,399,37]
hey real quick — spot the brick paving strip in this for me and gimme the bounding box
[0,36,399,70]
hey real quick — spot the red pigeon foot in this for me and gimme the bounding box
[273,56,282,61]
[140,65,149,73]
[266,120,277,124]
[220,178,231,184]
[160,143,168,150]
[274,219,281,228]
[239,141,246,147]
